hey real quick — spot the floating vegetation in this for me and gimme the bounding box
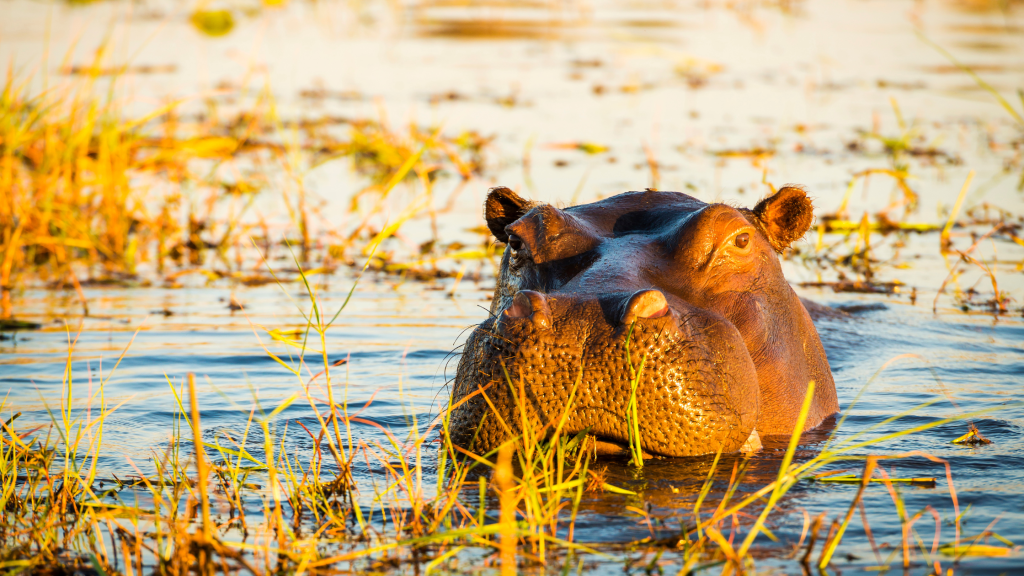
[800,280,905,295]
[61,63,178,76]
[814,471,937,488]
[190,9,236,37]
[0,319,41,331]
[951,423,992,446]
[0,54,492,319]
[546,141,610,155]
[781,99,1022,316]
[410,0,586,40]
[2,269,1018,575]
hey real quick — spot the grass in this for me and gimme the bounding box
[2,256,1019,574]
[786,37,1024,315]
[623,321,648,469]
[785,96,1022,314]
[1,95,1020,576]
[0,53,492,320]
[2,15,1022,574]
[2,33,1019,322]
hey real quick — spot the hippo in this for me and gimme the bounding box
[448,186,839,457]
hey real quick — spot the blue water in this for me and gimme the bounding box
[3,0,1024,572]
[3,276,1023,574]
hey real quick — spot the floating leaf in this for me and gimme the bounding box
[577,142,609,154]
[547,141,609,154]
[712,147,775,158]
[939,544,1013,557]
[222,180,260,195]
[299,266,336,276]
[823,219,938,233]
[268,328,306,342]
[952,423,992,446]
[179,136,238,158]
[0,319,42,331]
[815,474,936,487]
[190,10,235,37]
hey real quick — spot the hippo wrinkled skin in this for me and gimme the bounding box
[449,186,839,457]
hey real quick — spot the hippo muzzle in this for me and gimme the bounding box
[449,187,839,457]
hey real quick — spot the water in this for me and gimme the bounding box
[5,278,1023,573]
[3,0,1024,573]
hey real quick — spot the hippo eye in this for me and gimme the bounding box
[734,233,750,249]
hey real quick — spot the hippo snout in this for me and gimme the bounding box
[450,288,761,457]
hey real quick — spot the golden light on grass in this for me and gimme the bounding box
[1,260,1020,574]
[496,442,516,575]
[941,170,975,253]
[0,58,490,320]
[2,20,1021,575]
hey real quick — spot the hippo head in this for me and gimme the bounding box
[449,187,839,457]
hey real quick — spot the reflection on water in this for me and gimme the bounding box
[2,0,1024,572]
[3,277,1023,572]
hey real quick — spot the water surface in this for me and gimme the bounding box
[2,0,1024,573]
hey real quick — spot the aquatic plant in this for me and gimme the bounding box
[1,259,1017,575]
[0,58,490,320]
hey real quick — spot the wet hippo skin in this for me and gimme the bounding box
[449,186,839,457]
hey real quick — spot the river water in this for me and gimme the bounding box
[2,0,1024,573]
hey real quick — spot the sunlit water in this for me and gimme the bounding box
[3,0,1024,573]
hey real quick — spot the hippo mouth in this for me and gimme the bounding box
[449,288,761,458]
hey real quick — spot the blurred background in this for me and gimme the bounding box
[2,0,1023,306]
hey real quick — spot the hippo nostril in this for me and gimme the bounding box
[622,289,669,325]
[503,290,552,328]
[505,302,529,318]
[505,296,531,318]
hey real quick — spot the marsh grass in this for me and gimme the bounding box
[2,22,1021,576]
[790,111,1021,315]
[0,56,492,319]
[784,45,1024,315]
[2,254,1019,574]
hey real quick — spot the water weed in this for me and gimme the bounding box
[2,2,1023,573]
[1,259,1017,575]
[0,57,491,319]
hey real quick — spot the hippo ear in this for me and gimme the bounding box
[751,186,814,252]
[485,186,531,243]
